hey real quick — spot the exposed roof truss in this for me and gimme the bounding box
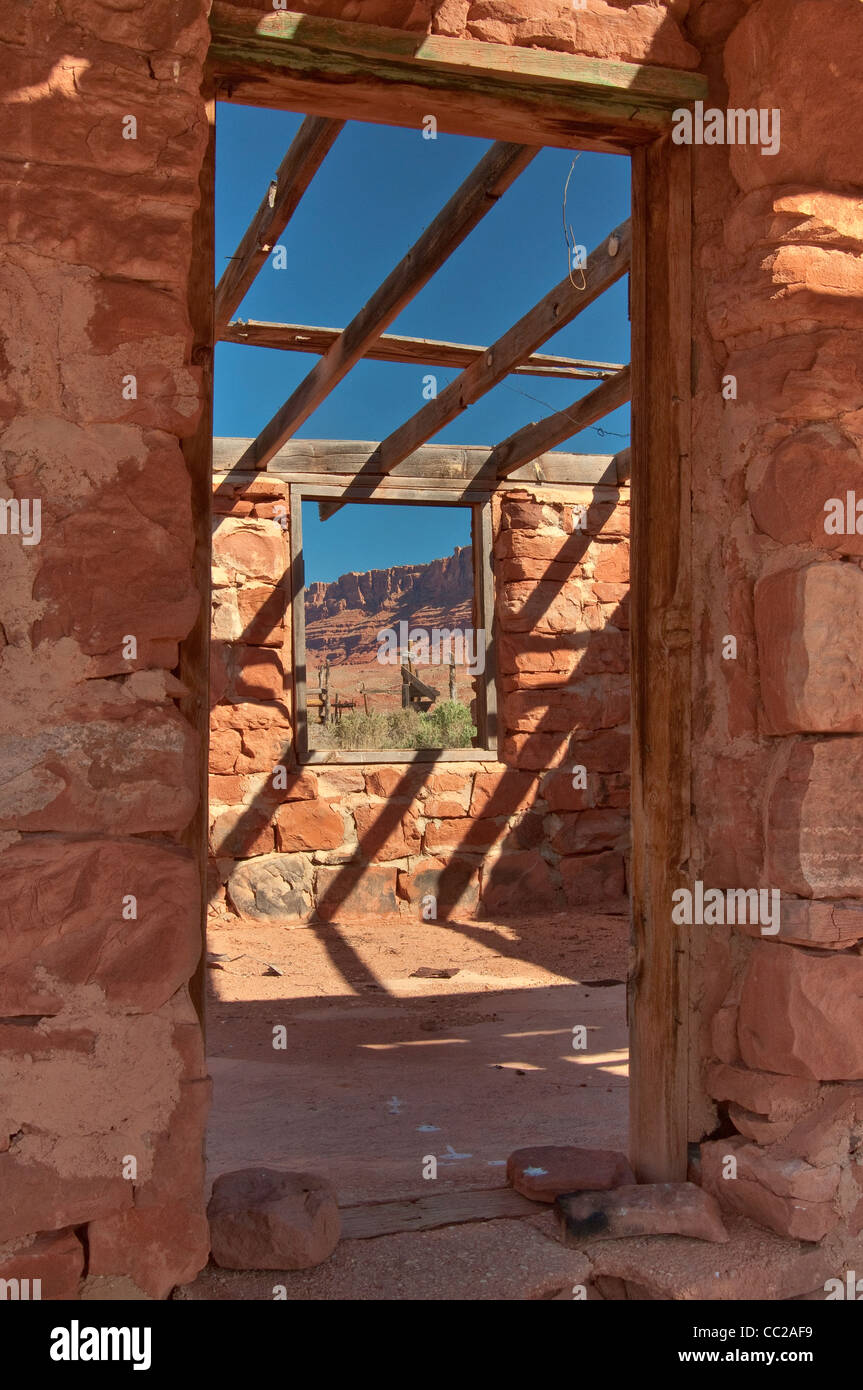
[216,130,631,500]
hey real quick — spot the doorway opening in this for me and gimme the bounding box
[206,105,633,1242]
[190,13,700,1287]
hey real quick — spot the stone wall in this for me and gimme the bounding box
[0,0,213,1297]
[208,475,631,925]
[684,0,863,1249]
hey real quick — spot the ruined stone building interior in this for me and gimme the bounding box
[3,0,863,1327]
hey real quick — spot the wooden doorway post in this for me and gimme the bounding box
[628,135,692,1182]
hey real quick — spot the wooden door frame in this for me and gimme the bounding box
[193,9,702,1181]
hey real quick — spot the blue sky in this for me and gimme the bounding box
[215,104,631,582]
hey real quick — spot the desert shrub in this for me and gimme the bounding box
[315,701,476,750]
[420,700,476,748]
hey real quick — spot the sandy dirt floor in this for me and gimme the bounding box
[205,907,630,1208]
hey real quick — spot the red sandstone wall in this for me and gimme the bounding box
[683,0,863,1248]
[0,0,213,1297]
[208,478,631,925]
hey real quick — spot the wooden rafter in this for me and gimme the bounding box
[220,320,623,382]
[208,5,708,155]
[491,364,631,478]
[214,115,343,332]
[318,219,631,518]
[236,140,538,471]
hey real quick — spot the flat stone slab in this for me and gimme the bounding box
[178,1215,593,1301]
[208,1167,340,1271]
[507,1145,634,1203]
[555,1183,729,1245]
[585,1211,844,1301]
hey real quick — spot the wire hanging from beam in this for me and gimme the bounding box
[563,155,587,292]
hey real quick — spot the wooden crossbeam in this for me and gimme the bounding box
[214,116,343,332]
[236,140,539,471]
[491,365,631,478]
[213,437,631,489]
[220,320,623,382]
[318,219,631,519]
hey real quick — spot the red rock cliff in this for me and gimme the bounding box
[305,546,474,664]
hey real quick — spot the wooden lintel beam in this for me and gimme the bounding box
[208,5,708,155]
[319,219,631,519]
[212,436,631,490]
[492,364,631,478]
[214,115,343,332]
[236,140,539,471]
[220,320,623,382]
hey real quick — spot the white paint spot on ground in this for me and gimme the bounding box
[439,1144,472,1162]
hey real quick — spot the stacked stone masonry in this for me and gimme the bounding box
[0,0,213,1300]
[686,0,863,1254]
[3,0,863,1298]
[208,480,631,925]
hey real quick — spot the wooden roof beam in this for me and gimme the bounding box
[214,115,344,332]
[492,364,631,478]
[318,219,630,518]
[236,139,539,471]
[220,320,624,382]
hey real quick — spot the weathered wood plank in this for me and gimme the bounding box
[319,218,631,517]
[213,437,625,487]
[289,485,309,762]
[304,747,499,764]
[222,474,625,504]
[237,140,538,471]
[179,86,216,1030]
[628,136,692,1184]
[216,475,629,514]
[339,1187,538,1240]
[220,320,622,381]
[475,502,497,753]
[213,66,648,157]
[492,366,631,478]
[208,6,707,154]
[214,116,343,332]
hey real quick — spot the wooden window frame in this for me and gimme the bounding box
[289,484,498,765]
[190,8,707,1183]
